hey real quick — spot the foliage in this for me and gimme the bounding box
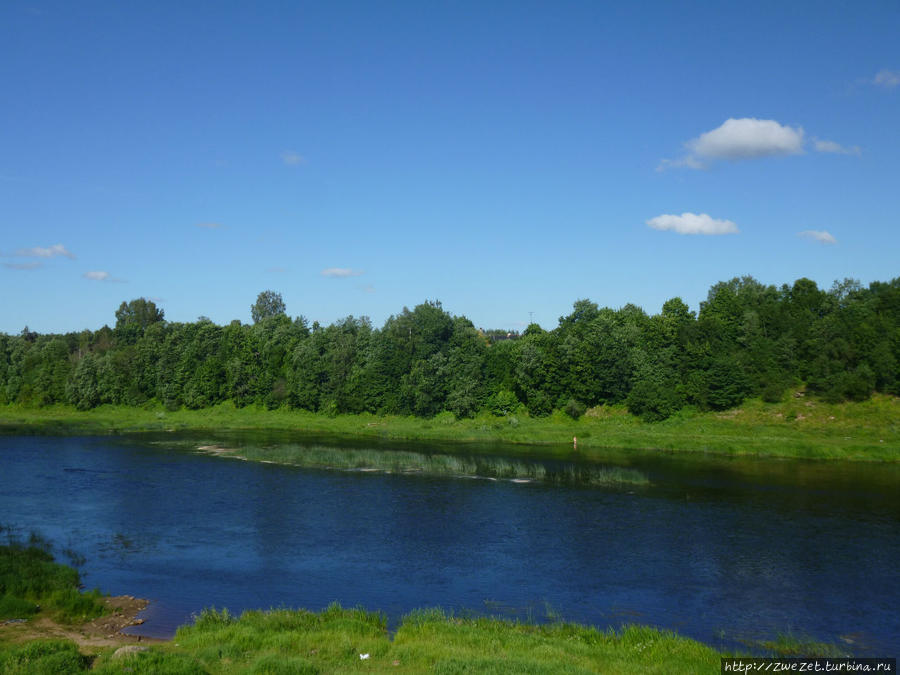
[2,277,899,424]
[626,378,684,422]
[250,290,287,324]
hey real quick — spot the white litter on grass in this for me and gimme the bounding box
[360,653,370,660]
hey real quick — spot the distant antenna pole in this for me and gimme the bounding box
[528,311,534,324]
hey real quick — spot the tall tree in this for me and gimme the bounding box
[251,290,287,324]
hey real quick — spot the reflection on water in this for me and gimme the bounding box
[0,433,897,656]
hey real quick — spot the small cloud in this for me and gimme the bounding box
[646,212,739,236]
[689,118,804,160]
[656,156,704,172]
[813,139,861,156]
[321,268,364,278]
[873,69,900,89]
[83,270,126,282]
[196,222,223,229]
[798,230,837,245]
[281,150,305,166]
[16,243,75,259]
[661,118,804,169]
[3,261,43,270]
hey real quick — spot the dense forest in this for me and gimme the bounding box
[2,276,899,422]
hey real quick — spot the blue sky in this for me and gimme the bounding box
[2,1,898,333]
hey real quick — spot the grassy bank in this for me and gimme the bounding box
[0,531,106,625]
[0,541,724,673]
[2,393,898,461]
[2,604,728,674]
[0,543,854,673]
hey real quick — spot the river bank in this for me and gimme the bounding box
[3,603,731,674]
[2,393,898,461]
[0,537,727,672]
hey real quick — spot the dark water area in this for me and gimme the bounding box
[1,434,898,656]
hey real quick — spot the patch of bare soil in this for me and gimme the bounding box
[0,596,162,649]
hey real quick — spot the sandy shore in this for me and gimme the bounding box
[0,595,162,649]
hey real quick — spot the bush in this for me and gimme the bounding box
[761,380,787,403]
[626,379,684,422]
[486,390,519,416]
[563,398,587,420]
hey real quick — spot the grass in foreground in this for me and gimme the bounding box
[0,531,106,625]
[1,391,898,461]
[0,543,850,674]
[2,605,725,674]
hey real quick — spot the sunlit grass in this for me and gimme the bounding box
[82,605,725,674]
[0,532,106,625]
[1,391,898,461]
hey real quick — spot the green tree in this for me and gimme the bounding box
[251,290,286,324]
[114,298,164,345]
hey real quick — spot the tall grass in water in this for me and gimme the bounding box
[218,443,649,486]
[0,528,105,623]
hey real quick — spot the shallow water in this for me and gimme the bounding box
[1,433,897,655]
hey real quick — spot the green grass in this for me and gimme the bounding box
[0,534,106,624]
[1,392,898,461]
[80,605,725,674]
[749,631,849,659]
[196,443,649,487]
[0,639,91,675]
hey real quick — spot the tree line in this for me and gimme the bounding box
[1,276,898,421]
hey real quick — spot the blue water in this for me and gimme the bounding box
[1,434,897,656]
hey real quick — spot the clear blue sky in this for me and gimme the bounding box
[2,1,898,333]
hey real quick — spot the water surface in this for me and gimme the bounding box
[1,433,897,656]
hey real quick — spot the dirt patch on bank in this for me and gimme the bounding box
[0,595,161,649]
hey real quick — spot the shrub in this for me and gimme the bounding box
[626,379,684,422]
[563,398,587,420]
[486,390,519,416]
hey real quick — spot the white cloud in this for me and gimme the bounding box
[321,268,363,278]
[873,69,900,88]
[814,139,861,156]
[646,212,739,235]
[688,118,804,160]
[661,118,805,169]
[656,156,705,171]
[83,270,126,282]
[798,230,837,245]
[3,261,43,270]
[281,150,305,166]
[83,271,110,281]
[196,222,223,229]
[16,243,75,259]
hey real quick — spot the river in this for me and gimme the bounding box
[1,433,897,656]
